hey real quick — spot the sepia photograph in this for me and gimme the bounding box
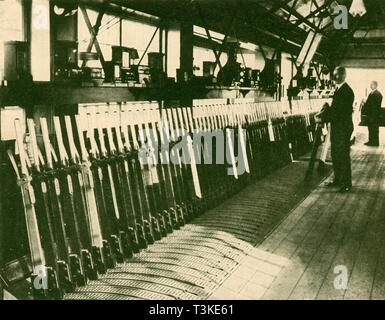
[0,0,384,306]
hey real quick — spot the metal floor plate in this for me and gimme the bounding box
[65,161,329,300]
[65,223,243,300]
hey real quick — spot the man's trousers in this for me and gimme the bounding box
[331,124,353,188]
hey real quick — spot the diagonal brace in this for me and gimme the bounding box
[79,5,106,71]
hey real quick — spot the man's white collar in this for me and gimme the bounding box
[336,81,346,90]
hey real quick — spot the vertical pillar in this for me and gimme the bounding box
[51,6,78,116]
[159,21,165,77]
[166,24,179,79]
[159,23,163,54]
[277,50,282,101]
[164,25,169,76]
[180,22,193,80]
[119,18,122,47]
[51,6,78,81]
[0,141,3,266]
[31,0,51,81]
[22,0,32,70]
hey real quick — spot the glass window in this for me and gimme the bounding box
[0,0,24,80]
[122,19,159,65]
[78,9,159,68]
[78,9,120,67]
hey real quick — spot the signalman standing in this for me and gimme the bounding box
[317,66,355,193]
[361,81,382,147]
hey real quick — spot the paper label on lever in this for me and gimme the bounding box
[226,129,238,180]
[150,165,159,184]
[41,181,47,194]
[143,170,152,186]
[88,171,95,189]
[78,173,84,187]
[187,136,202,198]
[268,120,275,142]
[67,175,73,194]
[238,126,250,174]
[28,185,36,205]
[98,168,103,181]
[54,178,61,196]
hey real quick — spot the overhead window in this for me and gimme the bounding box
[193,26,265,76]
[122,19,159,66]
[78,8,160,68]
[78,9,120,67]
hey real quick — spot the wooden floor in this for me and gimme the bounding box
[210,129,385,300]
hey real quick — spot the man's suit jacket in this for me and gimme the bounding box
[362,89,382,120]
[322,83,355,131]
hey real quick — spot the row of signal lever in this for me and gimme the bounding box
[7,99,327,299]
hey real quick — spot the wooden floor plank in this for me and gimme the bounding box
[368,177,385,300]
[259,156,365,255]
[259,134,385,300]
[289,152,380,299]
[261,190,350,299]
[343,150,385,300]
[268,156,366,259]
[315,151,383,300]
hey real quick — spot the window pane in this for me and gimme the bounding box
[122,19,159,65]
[78,9,120,67]
[0,0,23,80]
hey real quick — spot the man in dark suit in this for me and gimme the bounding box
[318,67,354,193]
[362,81,382,146]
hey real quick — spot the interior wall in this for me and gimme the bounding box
[346,68,385,104]
[192,46,226,76]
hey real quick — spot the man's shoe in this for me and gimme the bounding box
[364,142,371,146]
[339,186,352,193]
[326,181,339,187]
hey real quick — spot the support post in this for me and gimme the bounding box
[180,22,193,80]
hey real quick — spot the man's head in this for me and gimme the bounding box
[370,81,378,91]
[333,66,346,84]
